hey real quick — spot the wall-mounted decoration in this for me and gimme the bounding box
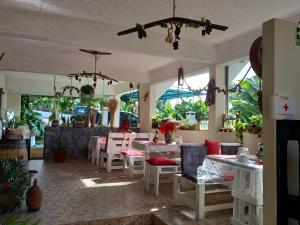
[117,0,228,50]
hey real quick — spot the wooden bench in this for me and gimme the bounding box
[173,144,239,220]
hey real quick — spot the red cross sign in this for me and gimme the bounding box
[283,104,289,112]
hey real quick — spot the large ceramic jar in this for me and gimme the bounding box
[26,179,42,212]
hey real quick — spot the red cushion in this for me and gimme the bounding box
[205,139,221,155]
[146,157,177,166]
[121,150,144,156]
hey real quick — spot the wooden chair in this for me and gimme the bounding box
[122,133,154,178]
[173,144,236,220]
[100,133,128,173]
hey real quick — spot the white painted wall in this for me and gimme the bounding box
[6,90,21,118]
[262,18,300,225]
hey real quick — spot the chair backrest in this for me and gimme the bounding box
[106,132,154,154]
[106,133,126,154]
[181,144,207,179]
[221,143,241,155]
[135,133,154,141]
[122,132,137,151]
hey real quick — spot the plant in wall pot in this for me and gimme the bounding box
[0,158,31,213]
[53,127,65,163]
[234,116,250,162]
[247,114,262,137]
[234,117,246,146]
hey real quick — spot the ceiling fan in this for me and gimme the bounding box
[68,49,118,88]
[117,0,228,50]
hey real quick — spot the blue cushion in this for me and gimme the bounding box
[181,144,207,182]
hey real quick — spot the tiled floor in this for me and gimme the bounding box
[15,160,232,225]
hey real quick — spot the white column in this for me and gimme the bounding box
[113,94,121,128]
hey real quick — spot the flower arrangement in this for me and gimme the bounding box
[159,119,180,143]
[159,120,179,134]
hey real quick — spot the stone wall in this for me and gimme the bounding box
[44,127,140,160]
[44,127,111,160]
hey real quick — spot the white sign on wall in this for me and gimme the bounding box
[273,95,296,120]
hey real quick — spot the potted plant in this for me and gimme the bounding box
[80,84,94,97]
[0,158,31,213]
[247,115,262,137]
[234,117,246,146]
[159,118,180,143]
[71,115,86,128]
[0,214,40,225]
[53,127,65,163]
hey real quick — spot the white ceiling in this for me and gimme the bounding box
[0,0,300,85]
[1,0,300,43]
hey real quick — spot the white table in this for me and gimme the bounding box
[205,155,263,225]
[132,140,181,159]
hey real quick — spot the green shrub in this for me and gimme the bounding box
[0,158,31,213]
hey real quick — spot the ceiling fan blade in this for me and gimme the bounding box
[0,53,5,61]
[79,49,112,55]
[117,17,228,36]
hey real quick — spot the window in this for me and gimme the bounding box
[153,72,210,130]
[226,59,262,130]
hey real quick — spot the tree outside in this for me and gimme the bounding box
[229,75,262,131]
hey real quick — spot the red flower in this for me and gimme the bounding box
[159,121,178,134]
[120,124,130,132]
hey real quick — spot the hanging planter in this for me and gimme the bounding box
[80,84,94,97]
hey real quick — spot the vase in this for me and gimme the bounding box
[26,179,42,212]
[164,132,173,144]
[53,150,65,163]
[90,110,97,127]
